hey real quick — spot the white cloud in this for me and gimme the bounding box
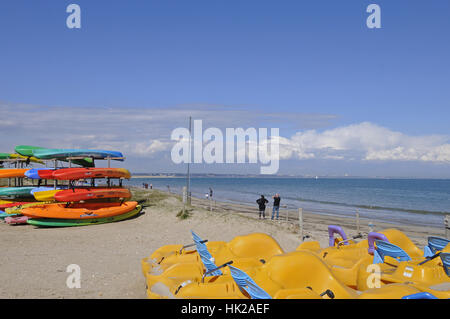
[280,122,450,163]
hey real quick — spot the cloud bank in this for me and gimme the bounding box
[1,102,450,175]
[278,122,450,163]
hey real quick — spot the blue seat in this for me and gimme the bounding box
[402,292,438,299]
[191,231,222,276]
[228,265,272,299]
[424,237,450,258]
[441,253,450,277]
[373,240,412,264]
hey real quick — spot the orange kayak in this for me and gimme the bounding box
[0,169,29,178]
[52,168,131,180]
[21,201,137,219]
[54,188,131,202]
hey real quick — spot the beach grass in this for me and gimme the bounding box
[176,207,193,220]
[130,187,180,207]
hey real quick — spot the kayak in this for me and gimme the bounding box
[5,201,56,215]
[0,169,29,178]
[15,145,46,157]
[54,188,131,202]
[0,153,43,164]
[27,205,142,227]
[5,216,29,225]
[9,154,44,164]
[33,189,63,201]
[25,168,53,179]
[21,201,137,219]
[52,168,131,180]
[0,201,33,209]
[0,211,19,219]
[32,148,124,161]
[15,145,95,167]
[38,169,56,179]
[31,187,64,194]
[0,187,35,198]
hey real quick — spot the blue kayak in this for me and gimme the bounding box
[30,186,65,195]
[0,210,19,219]
[32,149,124,160]
[25,168,52,179]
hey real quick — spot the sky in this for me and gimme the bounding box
[0,1,450,177]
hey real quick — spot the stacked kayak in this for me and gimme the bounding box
[0,186,36,198]
[22,201,141,227]
[31,148,124,161]
[141,228,450,299]
[0,169,30,178]
[1,146,140,227]
[0,152,44,164]
[15,145,95,167]
[9,167,135,227]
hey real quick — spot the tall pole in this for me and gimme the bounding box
[186,116,192,206]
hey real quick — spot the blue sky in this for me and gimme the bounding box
[1,1,450,176]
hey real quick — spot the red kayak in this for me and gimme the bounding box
[51,168,131,180]
[54,188,131,202]
[37,169,56,179]
[0,202,33,209]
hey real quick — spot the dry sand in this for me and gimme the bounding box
[0,188,446,299]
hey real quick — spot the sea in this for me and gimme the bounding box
[125,177,450,228]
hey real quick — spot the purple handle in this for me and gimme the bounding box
[368,232,389,254]
[328,225,348,247]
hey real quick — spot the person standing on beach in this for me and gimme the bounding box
[209,187,213,198]
[271,194,281,220]
[256,195,269,219]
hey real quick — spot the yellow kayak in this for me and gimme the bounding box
[8,153,44,164]
[5,201,54,215]
[33,189,62,201]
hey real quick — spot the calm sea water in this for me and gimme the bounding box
[125,177,450,228]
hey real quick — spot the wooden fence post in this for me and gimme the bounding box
[356,210,360,234]
[445,215,450,240]
[298,208,303,239]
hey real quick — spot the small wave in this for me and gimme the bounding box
[285,196,449,216]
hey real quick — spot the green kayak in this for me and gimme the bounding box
[0,153,11,160]
[27,205,142,227]
[0,187,35,198]
[14,145,94,167]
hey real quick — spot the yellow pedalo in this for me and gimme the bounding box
[160,250,424,299]
[143,232,284,278]
[141,240,226,276]
[145,232,284,298]
[296,226,424,289]
[143,232,283,275]
[150,250,357,299]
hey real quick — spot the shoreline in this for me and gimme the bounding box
[134,184,448,229]
[179,188,446,243]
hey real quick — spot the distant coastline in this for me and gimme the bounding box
[130,173,450,180]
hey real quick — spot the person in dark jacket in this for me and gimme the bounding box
[271,194,281,220]
[256,195,269,219]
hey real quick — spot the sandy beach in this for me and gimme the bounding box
[0,187,446,299]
